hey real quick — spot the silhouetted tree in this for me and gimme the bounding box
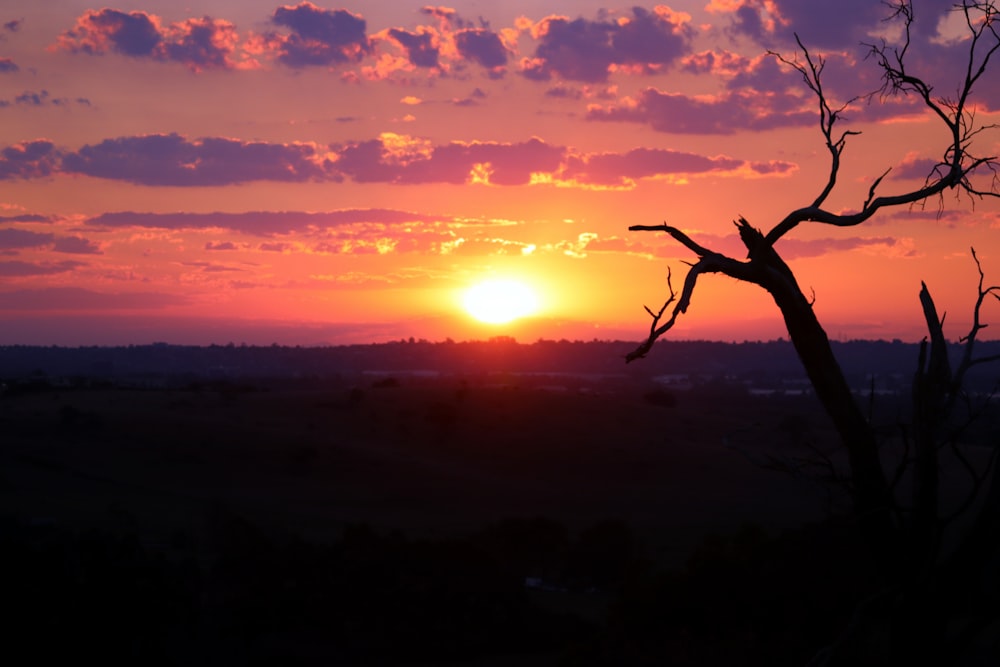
[627,2,999,663]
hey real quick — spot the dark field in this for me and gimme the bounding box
[0,376,966,664]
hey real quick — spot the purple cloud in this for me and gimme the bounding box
[0,213,53,223]
[52,236,102,254]
[0,260,84,276]
[525,7,693,82]
[268,2,370,67]
[648,232,898,260]
[723,0,1000,110]
[54,9,240,71]
[0,228,53,250]
[61,133,331,186]
[0,140,60,179]
[728,0,908,50]
[0,57,17,72]
[455,29,507,69]
[205,241,239,251]
[587,87,815,134]
[15,90,49,106]
[562,148,743,186]
[333,136,564,185]
[387,28,439,68]
[4,19,21,33]
[161,17,240,72]
[57,8,162,56]
[87,209,455,236]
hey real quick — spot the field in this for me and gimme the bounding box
[1,378,838,555]
[0,377,907,665]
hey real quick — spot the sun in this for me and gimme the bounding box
[462,279,540,324]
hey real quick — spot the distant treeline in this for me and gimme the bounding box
[1,338,998,386]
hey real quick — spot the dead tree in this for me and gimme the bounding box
[627,1,999,662]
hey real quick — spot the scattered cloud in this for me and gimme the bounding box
[561,147,743,187]
[205,241,240,251]
[11,90,90,108]
[521,7,694,82]
[586,87,815,134]
[0,228,53,250]
[0,140,60,180]
[52,236,102,254]
[0,259,85,276]
[53,8,243,71]
[645,231,900,260]
[87,209,457,236]
[263,3,370,68]
[1,130,802,188]
[61,133,332,186]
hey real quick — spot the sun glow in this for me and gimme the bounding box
[462,279,540,324]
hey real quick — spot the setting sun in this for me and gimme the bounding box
[463,280,540,324]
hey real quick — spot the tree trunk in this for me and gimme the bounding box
[741,228,899,575]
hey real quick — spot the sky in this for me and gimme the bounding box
[0,0,998,347]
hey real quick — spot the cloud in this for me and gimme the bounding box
[205,241,239,251]
[6,90,91,108]
[725,0,906,49]
[0,259,85,276]
[0,57,17,72]
[522,7,694,82]
[586,87,815,134]
[259,242,292,252]
[160,17,241,72]
[562,147,743,186]
[265,3,370,68]
[61,133,332,186]
[12,90,88,108]
[87,208,455,236]
[455,28,507,70]
[748,160,796,175]
[642,231,899,260]
[0,228,54,250]
[2,131,797,188]
[4,19,21,33]
[54,9,242,71]
[719,1,999,111]
[333,134,564,185]
[0,140,60,180]
[52,235,102,254]
[0,287,185,310]
[56,9,162,57]
[387,27,439,68]
[0,213,53,223]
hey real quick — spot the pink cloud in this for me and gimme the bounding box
[265,3,370,68]
[0,228,54,250]
[586,87,815,134]
[87,209,456,236]
[54,9,241,71]
[62,133,332,186]
[51,236,102,255]
[562,148,743,186]
[522,7,694,82]
[0,260,85,276]
[386,27,439,68]
[0,140,60,179]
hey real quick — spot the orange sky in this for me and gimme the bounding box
[0,1,997,346]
